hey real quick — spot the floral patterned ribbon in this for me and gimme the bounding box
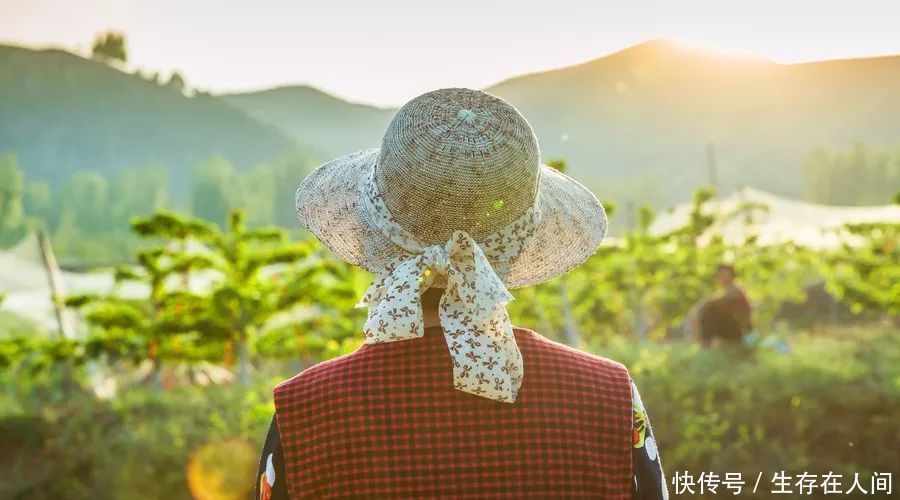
[356,170,541,403]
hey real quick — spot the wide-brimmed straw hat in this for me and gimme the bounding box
[295,88,607,289]
[295,88,607,404]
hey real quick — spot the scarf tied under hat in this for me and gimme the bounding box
[357,171,541,403]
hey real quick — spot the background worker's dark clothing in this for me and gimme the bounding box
[723,284,753,332]
[699,284,753,345]
[700,298,743,344]
[255,327,667,499]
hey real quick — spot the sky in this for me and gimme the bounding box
[2,0,900,106]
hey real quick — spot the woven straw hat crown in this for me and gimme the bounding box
[295,87,608,289]
[375,88,541,244]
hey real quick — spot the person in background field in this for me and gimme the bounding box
[697,263,753,348]
[254,88,667,499]
[715,263,753,331]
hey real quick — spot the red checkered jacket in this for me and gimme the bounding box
[272,326,635,498]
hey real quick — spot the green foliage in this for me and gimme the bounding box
[803,143,900,206]
[59,209,362,387]
[47,166,168,263]
[189,153,318,230]
[1,152,317,263]
[599,325,898,494]
[62,243,205,386]
[1,326,895,499]
[1,157,896,498]
[820,222,900,316]
[545,158,567,173]
[130,210,215,242]
[0,153,26,246]
[0,376,275,500]
[190,157,240,227]
[60,171,110,234]
[22,181,53,227]
[91,31,128,64]
[109,166,169,227]
[165,71,187,94]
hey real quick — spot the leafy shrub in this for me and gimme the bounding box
[1,326,896,499]
[0,374,278,500]
[596,325,898,497]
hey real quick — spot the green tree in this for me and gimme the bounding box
[803,143,900,205]
[66,246,195,388]
[190,157,238,227]
[110,166,168,228]
[184,210,310,385]
[821,221,900,317]
[60,171,110,234]
[166,71,187,93]
[0,153,24,245]
[23,181,54,227]
[272,151,319,227]
[129,209,359,385]
[91,31,128,64]
[238,164,277,227]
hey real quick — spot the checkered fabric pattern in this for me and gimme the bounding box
[273,327,634,498]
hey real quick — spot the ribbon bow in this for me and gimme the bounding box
[358,230,523,403]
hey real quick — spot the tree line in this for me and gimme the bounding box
[803,142,900,206]
[0,152,318,264]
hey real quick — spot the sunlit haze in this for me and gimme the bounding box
[3,0,900,105]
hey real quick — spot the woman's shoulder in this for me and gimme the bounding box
[273,347,367,396]
[513,327,630,379]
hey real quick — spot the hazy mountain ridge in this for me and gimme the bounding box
[3,39,899,205]
[223,85,395,160]
[484,40,900,201]
[227,39,900,204]
[0,44,300,188]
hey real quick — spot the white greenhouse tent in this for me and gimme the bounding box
[649,187,900,248]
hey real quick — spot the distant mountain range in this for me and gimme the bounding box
[222,86,394,160]
[227,40,900,204]
[0,44,298,188]
[3,39,899,204]
[486,40,900,202]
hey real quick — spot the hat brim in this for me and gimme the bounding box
[295,149,607,289]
